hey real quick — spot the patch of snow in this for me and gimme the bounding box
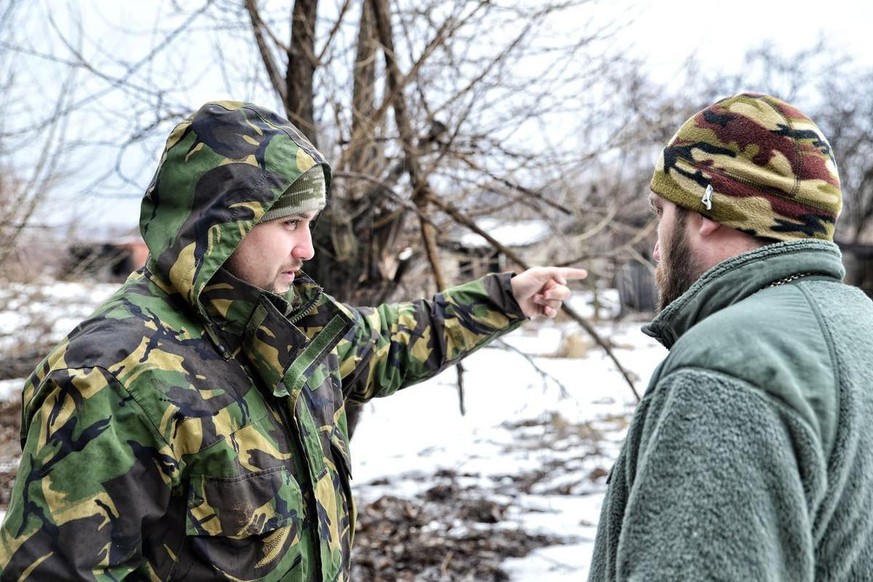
[0,380,20,402]
[457,218,552,249]
[350,319,664,580]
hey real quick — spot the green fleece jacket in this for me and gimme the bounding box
[590,240,873,581]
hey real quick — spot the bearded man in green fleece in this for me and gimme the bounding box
[0,102,586,581]
[589,93,873,581]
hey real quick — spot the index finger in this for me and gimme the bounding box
[554,267,588,281]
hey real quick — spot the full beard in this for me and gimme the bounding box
[655,218,702,311]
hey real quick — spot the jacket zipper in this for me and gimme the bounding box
[274,394,325,581]
[288,286,323,325]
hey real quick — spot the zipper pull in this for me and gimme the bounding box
[204,324,233,361]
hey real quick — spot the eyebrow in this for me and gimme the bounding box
[289,210,320,220]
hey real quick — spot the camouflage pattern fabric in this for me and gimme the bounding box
[261,165,326,223]
[650,92,842,242]
[0,101,526,580]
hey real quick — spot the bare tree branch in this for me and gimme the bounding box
[369,0,445,288]
[245,0,287,104]
[425,189,641,401]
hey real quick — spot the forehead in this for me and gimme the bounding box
[296,209,321,220]
[649,192,678,210]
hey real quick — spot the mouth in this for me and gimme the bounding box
[280,263,303,285]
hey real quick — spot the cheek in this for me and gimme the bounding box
[252,229,287,260]
[654,220,670,262]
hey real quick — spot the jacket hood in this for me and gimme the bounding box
[140,101,331,316]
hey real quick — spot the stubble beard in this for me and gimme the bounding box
[270,262,304,295]
[655,211,702,311]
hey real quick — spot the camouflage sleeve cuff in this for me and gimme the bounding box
[493,272,528,321]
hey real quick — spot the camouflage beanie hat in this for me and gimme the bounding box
[260,165,326,223]
[650,92,842,242]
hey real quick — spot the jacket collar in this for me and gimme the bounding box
[197,267,351,396]
[643,240,845,349]
[200,266,311,339]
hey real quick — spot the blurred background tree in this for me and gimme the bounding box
[2,0,873,423]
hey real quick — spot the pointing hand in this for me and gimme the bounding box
[510,267,588,319]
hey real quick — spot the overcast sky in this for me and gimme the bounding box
[19,0,873,234]
[618,0,873,73]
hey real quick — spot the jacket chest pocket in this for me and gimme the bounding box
[182,466,304,580]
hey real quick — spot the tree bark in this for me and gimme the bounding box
[287,0,319,144]
[368,0,446,290]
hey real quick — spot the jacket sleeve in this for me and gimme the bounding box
[336,272,527,402]
[0,367,174,580]
[609,368,825,581]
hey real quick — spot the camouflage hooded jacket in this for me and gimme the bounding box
[0,102,526,581]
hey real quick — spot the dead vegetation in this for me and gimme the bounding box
[352,472,564,581]
[0,402,596,578]
[0,398,20,509]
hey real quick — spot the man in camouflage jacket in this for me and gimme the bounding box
[0,102,585,580]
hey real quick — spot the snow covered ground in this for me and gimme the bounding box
[0,284,665,578]
[349,311,664,579]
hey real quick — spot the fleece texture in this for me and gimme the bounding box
[589,240,873,581]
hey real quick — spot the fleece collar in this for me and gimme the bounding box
[643,240,845,349]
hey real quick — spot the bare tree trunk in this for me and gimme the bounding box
[369,0,445,289]
[340,1,380,436]
[244,0,287,106]
[287,0,319,143]
[367,0,471,421]
[351,2,377,159]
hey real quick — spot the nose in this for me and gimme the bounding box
[293,227,316,261]
[652,239,661,262]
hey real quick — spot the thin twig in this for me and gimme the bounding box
[492,339,572,399]
[427,193,640,402]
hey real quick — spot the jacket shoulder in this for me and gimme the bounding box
[665,282,838,447]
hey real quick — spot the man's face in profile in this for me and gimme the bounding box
[650,194,703,311]
[224,211,319,294]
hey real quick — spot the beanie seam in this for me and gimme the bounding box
[677,159,838,215]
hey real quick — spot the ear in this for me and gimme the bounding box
[697,215,722,238]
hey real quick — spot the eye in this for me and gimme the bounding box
[283,218,301,230]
